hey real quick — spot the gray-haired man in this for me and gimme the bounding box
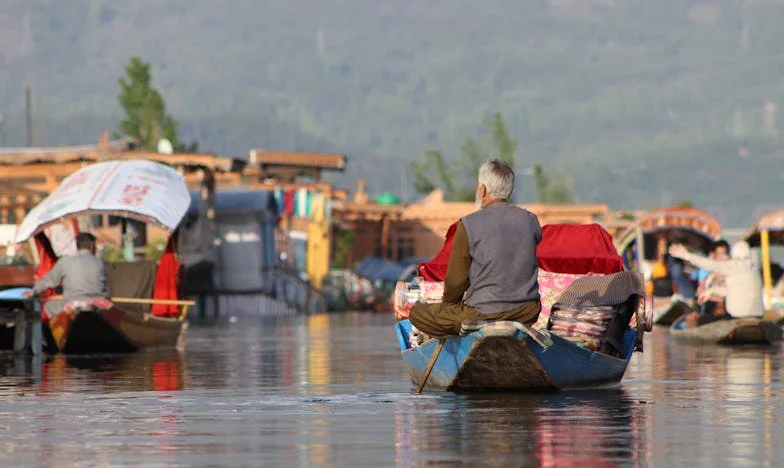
[410,159,542,337]
[32,232,109,317]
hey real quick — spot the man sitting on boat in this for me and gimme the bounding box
[669,240,763,327]
[31,232,109,318]
[408,159,542,338]
[693,239,729,316]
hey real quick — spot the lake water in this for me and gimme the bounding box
[0,312,782,467]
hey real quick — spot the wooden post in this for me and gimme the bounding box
[13,309,27,352]
[761,229,773,309]
[635,226,645,272]
[380,214,390,259]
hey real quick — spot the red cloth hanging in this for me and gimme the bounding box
[283,191,295,216]
[34,233,59,322]
[151,232,181,317]
[34,233,59,283]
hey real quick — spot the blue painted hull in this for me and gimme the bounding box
[396,320,637,392]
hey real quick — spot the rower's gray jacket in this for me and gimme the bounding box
[461,202,542,314]
[32,250,109,301]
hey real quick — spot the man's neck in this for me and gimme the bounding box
[483,198,507,208]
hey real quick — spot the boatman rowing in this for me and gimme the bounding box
[409,159,542,337]
[31,232,109,318]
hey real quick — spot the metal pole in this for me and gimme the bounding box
[761,229,773,309]
[25,87,32,147]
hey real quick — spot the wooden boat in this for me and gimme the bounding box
[670,316,782,345]
[652,299,691,327]
[615,206,722,326]
[396,319,639,392]
[743,210,784,318]
[398,224,651,392]
[10,160,194,354]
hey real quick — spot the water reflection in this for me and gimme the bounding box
[394,390,649,467]
[0,313,781,466]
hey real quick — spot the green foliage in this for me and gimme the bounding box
[117,56,197,152]
[9,256,31,266]
[102,247,126,263]
[676,199,694,209]
[331,230,355,268]
[145,238,167,260]
[532,165,576,204]
[412,112,516,202]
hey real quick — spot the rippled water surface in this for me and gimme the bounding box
[0,312,783,467]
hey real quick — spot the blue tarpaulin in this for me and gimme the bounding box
[353,256,407,282]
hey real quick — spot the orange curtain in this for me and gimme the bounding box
[34,233,59,322]
[151,232,180,317]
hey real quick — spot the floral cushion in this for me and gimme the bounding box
[537,270,597,320]
[63,298,113,313]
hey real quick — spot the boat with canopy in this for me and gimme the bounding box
[395,222,652,392]
[7,160,194,354]
[742,210,784,324]
[614,206,721,326]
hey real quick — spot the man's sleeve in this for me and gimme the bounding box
[680,252,739,276]
[443,221,471,304]
[32,261,63,295]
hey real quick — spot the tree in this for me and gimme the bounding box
[411,112,517,202]
[531,165,576,204]
[117,56,197,152]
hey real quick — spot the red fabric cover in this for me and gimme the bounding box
[418,222,624,281]
[34,233,60,322]
[537,224,624,275]
[418,222,459,281]
[151,233,180,317]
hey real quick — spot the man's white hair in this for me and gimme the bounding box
[731,241,751,260]
[478,159,515,200]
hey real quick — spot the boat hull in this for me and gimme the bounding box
[397,320,636,392]
[47,305,187,354]
[670,316,782,345]
[652,298,689,326]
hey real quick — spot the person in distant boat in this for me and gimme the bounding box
[648,252,672,297]
[669,240,763,327]
[32,232,109,318]
[665,235,697,304]
[693,239,730,315]
[408,159,542,338]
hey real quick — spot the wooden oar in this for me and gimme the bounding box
[416,338,445,394]
[42,295,194,320]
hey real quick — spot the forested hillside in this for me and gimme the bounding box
[1,0,784,224]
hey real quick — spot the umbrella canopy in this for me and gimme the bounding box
[16,160,190,243]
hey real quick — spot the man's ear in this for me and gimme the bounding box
[478,184,487,198]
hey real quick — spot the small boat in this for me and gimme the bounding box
[396,319,639,392]
[743,210,784,317]
[8,160,194,354]
[398,224,650,392]
[670,316,782,345]
[615,206,722,327]
[652,299,691,326]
